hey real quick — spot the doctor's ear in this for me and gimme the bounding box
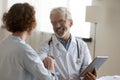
[69,19,73,27]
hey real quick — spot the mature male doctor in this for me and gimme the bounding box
[38,7,97,80]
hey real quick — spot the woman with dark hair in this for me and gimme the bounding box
[0,3,55,80]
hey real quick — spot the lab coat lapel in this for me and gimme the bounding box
[52,35,67,54]
[67,36,77,56]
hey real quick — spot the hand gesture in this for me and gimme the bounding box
[43,56,55,72]
[84,68,97,80]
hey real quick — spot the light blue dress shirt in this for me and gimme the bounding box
[38,34,92,80]
[0,35,55,80]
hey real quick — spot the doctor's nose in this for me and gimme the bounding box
[55,23,61,28]
[52,22,61,28]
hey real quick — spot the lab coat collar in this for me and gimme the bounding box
[52,34,77,50]
[67,35,77,52]
[52,34,62,46]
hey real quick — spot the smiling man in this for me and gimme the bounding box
[38,7,97,80]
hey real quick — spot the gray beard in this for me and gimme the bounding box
[55,30,68,38]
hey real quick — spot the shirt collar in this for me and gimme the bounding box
[52,34,76,50]
[9,34,25,44]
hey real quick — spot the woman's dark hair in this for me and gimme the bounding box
[4,3,36,33]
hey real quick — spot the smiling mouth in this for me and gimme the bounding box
[57,27,64,32]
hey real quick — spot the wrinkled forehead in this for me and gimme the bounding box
[50,12,66,21]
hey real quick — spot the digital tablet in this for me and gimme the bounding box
[80,56,108,77]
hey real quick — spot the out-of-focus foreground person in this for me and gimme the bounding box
[0,3,55,80]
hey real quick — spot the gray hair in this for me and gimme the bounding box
[50,7,72,20]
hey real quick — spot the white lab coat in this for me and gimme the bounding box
[38,34,92,80]
[0,35,55,80]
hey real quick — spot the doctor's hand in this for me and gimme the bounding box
[84,68,97,80]
[43,56,55,72]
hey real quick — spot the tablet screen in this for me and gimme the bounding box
[80,56,108,77]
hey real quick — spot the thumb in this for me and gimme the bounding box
[92,68,97,77]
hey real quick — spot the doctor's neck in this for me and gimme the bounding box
[59,33,71,42]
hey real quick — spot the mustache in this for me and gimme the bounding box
[55,27,63,31]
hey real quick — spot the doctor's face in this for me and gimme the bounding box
[50,13,72,39]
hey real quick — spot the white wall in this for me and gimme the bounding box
[0,0,3,25]
[91,0,120,77]
[0,0,8,25]
[0,0,9,41]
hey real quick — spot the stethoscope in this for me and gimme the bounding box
[76,39,81,64]
[48,37,81,64]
